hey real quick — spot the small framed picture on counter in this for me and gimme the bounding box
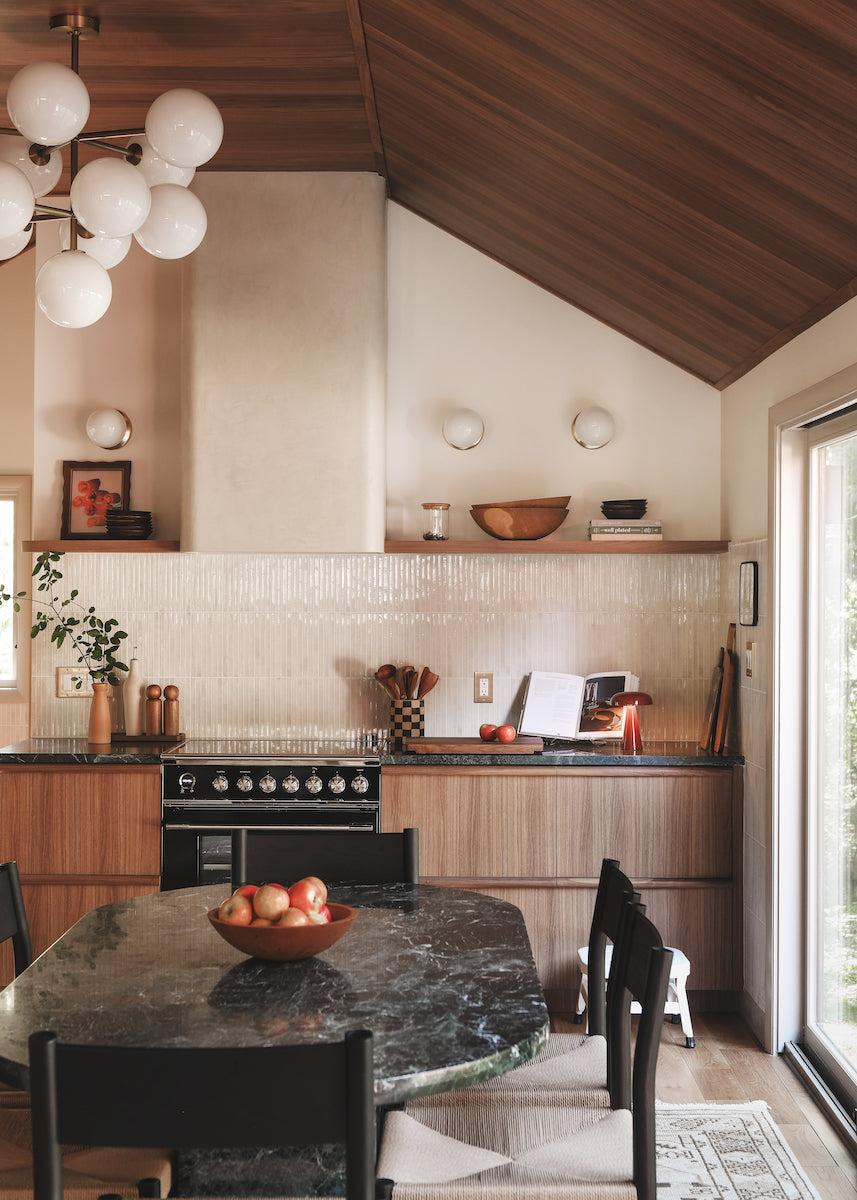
[61,460,131,539]
[739,560,758,626]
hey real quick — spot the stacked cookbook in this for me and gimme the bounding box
[588,517,663,541]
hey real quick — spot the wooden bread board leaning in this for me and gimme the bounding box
[712,623,736,754]
[404,736,544,754]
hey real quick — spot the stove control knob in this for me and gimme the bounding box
[329,773,346,794]
[306,772,323,794]
[212,771,228,793]
[282,773,300,793]
[259,773,276,794]
[178,772,196,795]
[237,772,253,793]
[351,773,370,794]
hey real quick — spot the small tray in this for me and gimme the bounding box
[111,732,185,743]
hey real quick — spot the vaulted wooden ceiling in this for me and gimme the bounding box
[2,0,857,387]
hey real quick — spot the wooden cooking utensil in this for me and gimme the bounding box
[398,665,415,698]
[417,669,439,697]
[375,665,401,700]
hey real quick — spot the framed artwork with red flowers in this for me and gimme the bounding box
[61,461,131,539]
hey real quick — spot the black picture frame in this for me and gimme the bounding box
[739,560,758,626]
[61,460,131,539]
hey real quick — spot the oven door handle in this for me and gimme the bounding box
[163,823,376,833]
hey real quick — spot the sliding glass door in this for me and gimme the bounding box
[805,413,857,1102]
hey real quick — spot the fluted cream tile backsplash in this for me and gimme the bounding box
[28,550,736,745]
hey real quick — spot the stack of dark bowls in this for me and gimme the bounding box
[104,510,153,540]
[600,498,647,520]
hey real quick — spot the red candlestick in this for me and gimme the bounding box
[622,705,642,753]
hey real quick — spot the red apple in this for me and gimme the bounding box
[288,877,325,914]
[232,883,259,900]
[278,908,310,927]
[479,724,498,741]
[217,894,253,925]
[306,907,330,925]
[302,875,328,904]
[496,724,517,743]
[250,916,275,927]
[253,882,291,920]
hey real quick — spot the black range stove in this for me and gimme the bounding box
[160,738,381,890]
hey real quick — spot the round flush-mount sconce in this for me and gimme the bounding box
[86,408,132,449]
[442,408,484,450]
[572,406,615,449]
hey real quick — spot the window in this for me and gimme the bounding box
[0,477,31,701]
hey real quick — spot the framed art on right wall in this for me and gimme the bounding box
[739,560,758,626]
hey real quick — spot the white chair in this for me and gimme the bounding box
[575,941,695,1048]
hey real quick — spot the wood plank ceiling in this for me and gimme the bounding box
[2,0,857,386]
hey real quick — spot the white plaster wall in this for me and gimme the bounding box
[386,204,722,542]
[32,217,183,540]
[183,173,387,553]
[0,247,35,474]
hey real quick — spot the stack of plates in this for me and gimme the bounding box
[104,510,152,540]
[600,498,647,519]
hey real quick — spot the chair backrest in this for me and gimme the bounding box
[606,905,673,1200]
[231,827,420,888]
[0,860,33,978]
[587,857,639,1037]
[29,1028,375,1200]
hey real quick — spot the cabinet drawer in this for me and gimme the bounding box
[0,766,162,877]
[556,770,734,879]
[382,766,556,877]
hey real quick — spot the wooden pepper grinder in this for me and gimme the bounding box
[145,684,162,736]
[163,685,180,738]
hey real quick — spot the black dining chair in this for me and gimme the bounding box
[375,907,672,1200]
[29,1028,376,1200]
[231,827,419,888]
[0,860,33,980]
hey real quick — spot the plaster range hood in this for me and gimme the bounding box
[182,173,387,554]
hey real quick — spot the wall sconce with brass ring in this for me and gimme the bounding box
[85,408,132,449]
[442,408,484,450]
[572,406,615,449]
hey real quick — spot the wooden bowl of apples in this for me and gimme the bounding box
[208,876,357,961]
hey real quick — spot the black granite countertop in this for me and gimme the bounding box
[381,740,743,766]
[0,737,742,767]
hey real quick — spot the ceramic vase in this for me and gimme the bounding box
[88,681,112,745]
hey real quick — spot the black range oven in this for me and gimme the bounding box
[161,739,381,891]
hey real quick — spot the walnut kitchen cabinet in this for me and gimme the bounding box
[381,762,743,1013]
[0,765,162,983]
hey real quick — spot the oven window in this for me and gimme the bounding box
[199,834,232,884]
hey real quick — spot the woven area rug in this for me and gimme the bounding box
[657,1102,822,1200]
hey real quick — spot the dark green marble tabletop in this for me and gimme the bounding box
[0,882,549,1107]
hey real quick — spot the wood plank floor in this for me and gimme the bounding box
[552,1010,857,1200]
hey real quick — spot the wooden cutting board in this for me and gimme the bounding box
[404,736,544,754]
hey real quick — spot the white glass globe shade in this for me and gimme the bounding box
[0,134,61,199]
[0,161,35,239]
[6,60,90,146]
[442,408,485,450]
[572,406,615,449]
[59,219,131,270]
[35,250,112,328]
[70,158,151,238]
[133,184,206,259]
[145,89,223,168]
[86,409,132,449]
[133,135,195,187]
[0,225,32,261]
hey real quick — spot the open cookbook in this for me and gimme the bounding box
[518,670,640,741]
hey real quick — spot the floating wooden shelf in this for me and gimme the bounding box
[384,539,729,554]
[24,541,179,554]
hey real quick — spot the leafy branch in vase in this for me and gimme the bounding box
[0,550,129,685]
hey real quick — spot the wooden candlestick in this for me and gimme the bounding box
[163,685,180,737]
[145,684,162,736]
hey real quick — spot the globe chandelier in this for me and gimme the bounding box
[0,11,223,328]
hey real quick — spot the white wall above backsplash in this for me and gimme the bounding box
[385,204,723,543]
[30,550,732,748]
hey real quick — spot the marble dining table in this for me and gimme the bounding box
[0,881,549,1107]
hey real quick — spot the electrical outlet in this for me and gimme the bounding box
[56,667,94,697]
[474,672,493,703]
[745,642,756,678]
